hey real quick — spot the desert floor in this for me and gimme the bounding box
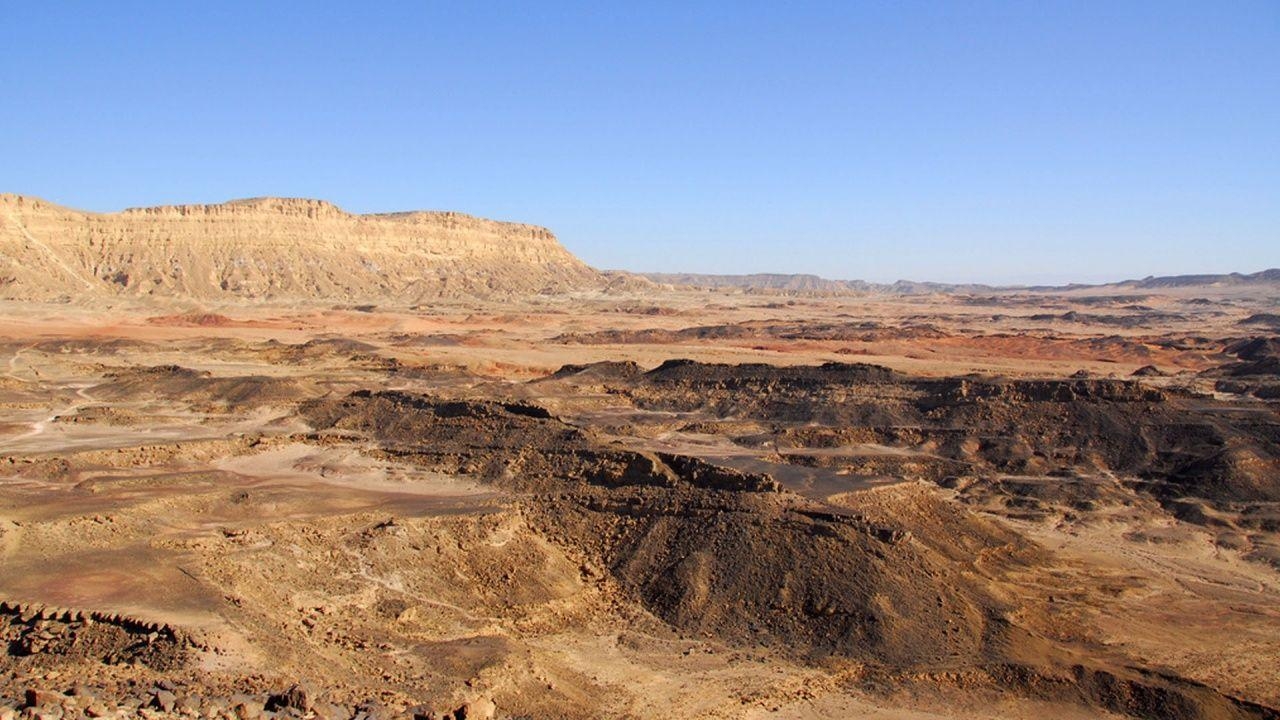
[1,286,1277,719]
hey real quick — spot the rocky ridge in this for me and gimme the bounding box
[0,195,602,302]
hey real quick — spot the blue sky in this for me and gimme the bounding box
[2,2,1276,284]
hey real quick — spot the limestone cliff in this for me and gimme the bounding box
[0,194,602,302]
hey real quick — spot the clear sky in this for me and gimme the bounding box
[2,2,1277,284]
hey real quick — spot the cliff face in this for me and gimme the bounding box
[0,194,602,302]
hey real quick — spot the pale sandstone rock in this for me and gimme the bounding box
[0,194,602,302]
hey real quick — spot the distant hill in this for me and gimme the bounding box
[1122,269,1280,289]
[641,273,877,293]
[641,269,1280,295]
[0,194,604,303]
[640,273,1002,295]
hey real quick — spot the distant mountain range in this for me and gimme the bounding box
[3,192,1274,303]
[640,269,1280,295]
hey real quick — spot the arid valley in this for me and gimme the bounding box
[0,195,1276,719]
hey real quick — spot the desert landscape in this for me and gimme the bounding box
[0,195,1276,719]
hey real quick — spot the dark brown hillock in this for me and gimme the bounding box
[590,361,1279,505]
[299,390,1039,670]
[92,365,312,408]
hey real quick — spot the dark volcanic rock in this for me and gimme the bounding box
[265,683,312,712]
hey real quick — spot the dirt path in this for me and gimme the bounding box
[4,381,99,446]
[3,345,35,383]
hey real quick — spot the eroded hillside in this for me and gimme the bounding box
[0,195,602,302]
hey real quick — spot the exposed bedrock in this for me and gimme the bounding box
[299,377,1280,718]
